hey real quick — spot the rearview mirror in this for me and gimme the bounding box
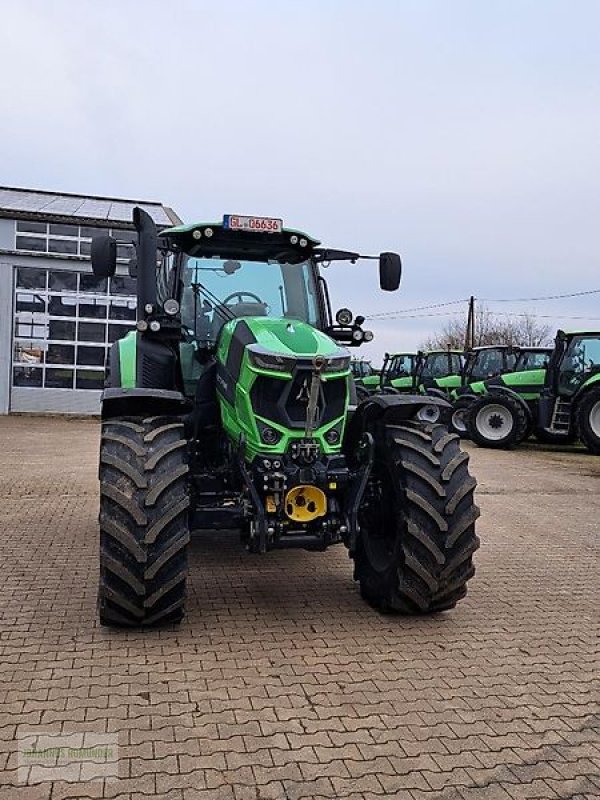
[379,252,402,291]
[91,235,117,278]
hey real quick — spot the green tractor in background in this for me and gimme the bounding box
[448,345,552,436]
[350,357,378,395]
[356,351,416,399]
[465,330,600,452]
[90,210,480,627]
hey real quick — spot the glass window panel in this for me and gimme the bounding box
[16,220,47,234]
[48,295,77,316]
[49,223,79,237]
[108,323,133,343]
[15,319,48,339]
[49,271,78,292]
[117,244,134,260]
[48,319,76,341]
[112,229,137,244]
[80,273,108,293]
[16,235,47,252]
[47,343,75,365]
[110,276,136,296]
[49,238,78,255]
[109,299,136,321]
[16,267,47,290]
[79,298,109,319]
[76,370,105,390]
[13,341,45,365]
[45,368,74,389]
[13,366,43,387]
[16,292,47,314]
[77,346,105,366]
[78,321,106,343]
[79,240,91,256]
[80,225,107,239]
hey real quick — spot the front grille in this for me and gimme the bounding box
[251,370,347,429]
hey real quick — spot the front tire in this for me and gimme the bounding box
[98,415,190,627]
[353,422,480,613]
[577,388,600,454]
[466,394,528,449]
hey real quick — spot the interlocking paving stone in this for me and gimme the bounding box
[0,416,598,799]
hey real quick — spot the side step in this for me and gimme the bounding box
[548,398,572,433]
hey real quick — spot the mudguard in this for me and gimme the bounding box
[485,385,533,423]
[101,388,190,419]
[345,393,451,451]
[425,387,448,401]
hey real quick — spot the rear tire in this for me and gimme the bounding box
[353,422,480,613]
[98,415,190,627]
[466,394,528,449]
[576,388,600,455]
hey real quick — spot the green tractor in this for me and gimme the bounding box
[357,351,416,398]
[351,358,378,397]
[465,330,600,452]
[417,349,464,395]
[448,345,552,436]
[89,210,480,627]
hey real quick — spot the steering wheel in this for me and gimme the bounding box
[222,291,264,306]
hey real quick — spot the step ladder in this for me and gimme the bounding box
[549,398,571,433]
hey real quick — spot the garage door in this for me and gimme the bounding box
[11,266,136,413]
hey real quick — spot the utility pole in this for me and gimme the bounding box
[465,296,475,351]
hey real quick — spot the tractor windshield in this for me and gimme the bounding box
[388,354,414,379]
[515,350,550,371]
[558,336,600,394]
[422,352,463,379]
[469,348,513,380]
[181,256,321,345]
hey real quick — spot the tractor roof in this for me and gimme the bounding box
[160,221,320,264]
[560,330,600,338]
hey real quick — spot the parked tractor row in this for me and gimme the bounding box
[359,336,600,454]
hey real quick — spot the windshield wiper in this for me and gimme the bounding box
[190,282,236,321]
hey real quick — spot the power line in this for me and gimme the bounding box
[366,286,600,320]
[482,288,600,303]
[366,299,467,318]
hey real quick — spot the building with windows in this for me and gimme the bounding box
[0,186,181,414]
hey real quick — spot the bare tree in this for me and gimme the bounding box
[421,306,552,350]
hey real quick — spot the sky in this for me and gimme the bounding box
[1,0,599,362]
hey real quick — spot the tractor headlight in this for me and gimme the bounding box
[248,348,295,373]
[322,355,351,373]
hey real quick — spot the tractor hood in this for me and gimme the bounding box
[217,317,351,373]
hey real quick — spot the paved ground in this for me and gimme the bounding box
[0,416,598,800]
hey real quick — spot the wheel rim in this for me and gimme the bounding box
[475,403,514,441]
[452,408,467,433]
[416,404,441,424]
[589,400,600,438]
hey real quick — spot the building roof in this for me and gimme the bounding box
[0,185,181,228]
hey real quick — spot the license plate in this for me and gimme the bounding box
[223,215,283,233]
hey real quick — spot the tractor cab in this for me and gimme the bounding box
[463,346,516,383]
[513,347,552,372]
[417,349,464,392]
[377,352,416,391]
[547,332,600,397]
